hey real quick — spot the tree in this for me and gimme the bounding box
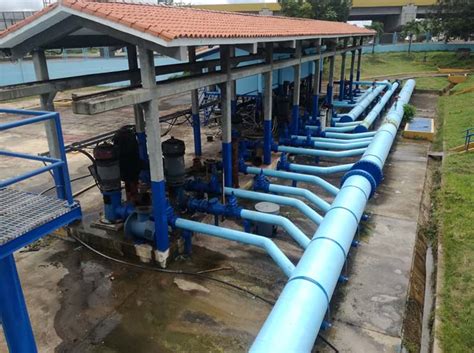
[279,0,352,22]
[432,0,474,41]
[401,20,425,54]
[365,21,384,53]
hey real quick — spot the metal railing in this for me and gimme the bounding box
[0,108,74,205]
[464,127,474,151]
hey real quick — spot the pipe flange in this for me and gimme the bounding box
[341,169,377,199]
[351,159,383,186]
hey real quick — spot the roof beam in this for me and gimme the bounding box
[72,45,361,115]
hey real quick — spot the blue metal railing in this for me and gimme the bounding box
[0,108,74,205]
[464,127,474,151]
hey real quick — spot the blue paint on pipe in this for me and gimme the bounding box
[291,105,299,135]
[192,113,202,156]
[174,218,295,277]
[151,180,170,252]
[263,119,272,165]
[222,142,232,187]
[0,254,38,353]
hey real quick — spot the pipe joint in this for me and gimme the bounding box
[341,169,377,199]
[253,173,270,193]
[276,153,291,171]
[349,159,382,188]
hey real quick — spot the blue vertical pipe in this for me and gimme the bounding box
[151,180,169,252]
[263,119,272,165]
[291,105,299,135]
[192,113,202,156]
[222,142,232,187]
[0,254,38,353]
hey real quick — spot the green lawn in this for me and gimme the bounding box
[335,52,474,79]
[414,76,450,91]
[436,91,474,353]
[450,74,474,93]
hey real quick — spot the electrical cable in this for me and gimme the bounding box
[39,174,93,195]
[70,234,275,306]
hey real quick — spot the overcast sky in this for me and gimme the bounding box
[0,0,44,12]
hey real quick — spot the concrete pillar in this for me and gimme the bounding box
[348,37,357,102]
[319,57,324,94]
[32,49,60,158]
[311,39,322,120]
[220,45,233,187]
[291,41,302,135]
[230,47,237,119]
[339,39,348,101]
[127,45,148,174]
[138,47,169,266]
[356,37,363,92]
[327,52,336,122]
[263,42,273,165]
[188,46,202,156]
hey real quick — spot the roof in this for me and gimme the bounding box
[0,0,374,46]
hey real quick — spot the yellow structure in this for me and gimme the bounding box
[403,117,435,141]
[352,0,436,7]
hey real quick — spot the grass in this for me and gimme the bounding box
[414,76,449,91]
[334,52,474,79]
[436,90,474,353]
[450,74,474,93]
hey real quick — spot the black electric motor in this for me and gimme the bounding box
[93,143,121,192]
[162,136,186,186]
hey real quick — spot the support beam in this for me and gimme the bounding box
[137,47,169,266]
[220,45,233,187]
[311,39,322,120]
[338,38,349,101]
[348,37,357,102]
[230,47,237,119]
[263,42,273,165]
[291,41,302,135]
[189,46,202,156]
[327,50,336,124]
[356,37,364,92]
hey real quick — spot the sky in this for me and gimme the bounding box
[0,0,44,12]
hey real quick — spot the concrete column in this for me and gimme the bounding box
[356,37,363,92]
[319,57,324,94]
[220,45,233,187]
[311,39,322,120]
[338,39,348,101]
[188,46,202,156]
[348,37,357,102]
[263,42,273,165]
[327,53,336,123]
[32,49,60,159]
[138,47,169,266]
[127,45,148,175]
[291,41,302,135]
[230,47,237,119]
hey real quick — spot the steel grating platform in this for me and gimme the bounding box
[0,188,75,246]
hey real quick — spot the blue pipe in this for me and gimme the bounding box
[263,119,272,165]
[250,79,417,353]
[173,218,295,277]
[322,131,376,139]
[103,190,134,223]
[0,254,38,353]
[192,113,202,156]
[354,81,400,133]
[291,135,373,145]
[225,187,323,225]
[277,145,366,158]
[337,81,388,122]
[243,166,339,196]
[284,162,353,176]
[291,105,299,135]
[222,142,232,187]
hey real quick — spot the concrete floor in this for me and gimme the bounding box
[0,92,432,352]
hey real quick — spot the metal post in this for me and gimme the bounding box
[138,47,169,266]
[220,45,233,187]
[0,254,38,353]
[348,37,357,102]
[327,51,336,122]
[339,39,348,101]
[356,37,363,92]
[319,57,324,94]
[291,41,302,135]
[230,47,237,119]
[127,45,148,169]
[189,46,202,156]
[263,42,273,165]
[311,39,322,120]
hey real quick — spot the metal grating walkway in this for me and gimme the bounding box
[0,188,72,246]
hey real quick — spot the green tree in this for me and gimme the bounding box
[401,20,425,54]
[279,0,352,22]
[365,21,384,53]
[432,0,474,41]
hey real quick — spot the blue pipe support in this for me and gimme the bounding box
[350,79,416,186]
[291,105,299,135]
[225,187,323,225]
[250,80,417,352]
[0,254,38,353]
[311,94,319,120]
[250,174,373,353]
[222,142,232,187]
[263,119,272,165]
[103,190,134,223]
[173,218,295,277]
[322,131,377,139]
[191,113,202,156]
[243,166,339,196]
[354,81,400,133]
[337,82,388,123]
[151,180,170,252]
[277,145,366,158]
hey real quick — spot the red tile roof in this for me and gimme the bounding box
[0,0,374,43]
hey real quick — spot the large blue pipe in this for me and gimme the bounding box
[173,218,295,277]
[244,166,340,196]
[337,81,388,122]
[225,187,323,225]
[250,79,416,353]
